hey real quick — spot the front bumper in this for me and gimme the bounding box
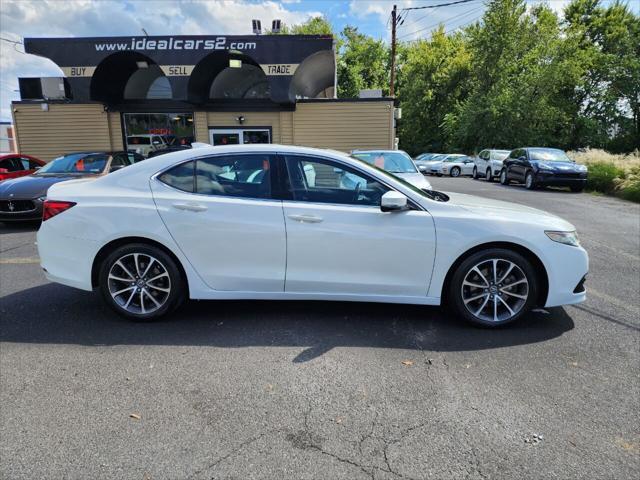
[536,171,587,187]
[0,198,43,222]
[544,243,589,308]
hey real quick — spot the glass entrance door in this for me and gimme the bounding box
[210,129,270,146]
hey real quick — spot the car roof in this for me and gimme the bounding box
[352,149,408,154]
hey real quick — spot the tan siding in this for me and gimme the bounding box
[108,112,123,150]
[279,111,294,144]
[293,101,394,152]
[206,111,281,143]
[194,111,208,142]
[13,103,112,161]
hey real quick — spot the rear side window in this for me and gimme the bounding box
[158,161,195,192]
[195,155,272,199]
[0,158,21,172]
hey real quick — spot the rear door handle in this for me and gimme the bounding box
[287,214,323,223]
[172,202,208,212]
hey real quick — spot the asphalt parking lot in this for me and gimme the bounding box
[1,177,639,479]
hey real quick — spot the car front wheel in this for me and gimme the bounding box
[448,248,538,327]
[499,169,510,185]
[450,167,461,177]
[472,166,478,179]
[99,243,185,321]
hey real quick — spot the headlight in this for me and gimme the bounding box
[545,230,580,247]
[537,162,554,170]
[576,164,588,172]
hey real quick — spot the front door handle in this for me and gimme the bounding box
[172,202,208,212]
[287,214,323,223]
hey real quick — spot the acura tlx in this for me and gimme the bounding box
[37,144,588,327]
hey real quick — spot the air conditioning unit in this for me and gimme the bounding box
[19,77,71,100]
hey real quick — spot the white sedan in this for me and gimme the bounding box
[439,155,475,177]
[37,144,588,327]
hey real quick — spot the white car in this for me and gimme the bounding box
[351,150,432,191]
[473,149,511,181]
[440,155,475,177]
[37,144,588,327]
[126,134,170,157]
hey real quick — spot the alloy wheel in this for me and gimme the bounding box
[107,253,171,314]
[472,167,478,179]
[451,167,460,177]
[461,258,529,323]
[525,173,534,189]
[486,169,492,181]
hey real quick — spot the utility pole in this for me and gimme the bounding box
[390,4,397,97]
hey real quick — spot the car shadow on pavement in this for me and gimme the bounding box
[0,221,40,233]
[0,284,575,362]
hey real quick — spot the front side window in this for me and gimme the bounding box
[195,155,272,198]
[285,155,388,206]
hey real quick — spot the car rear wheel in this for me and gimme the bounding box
[499,169,510,185]
[472,166,478,179]
[450,167,461,177]
[99,243,185,321]
[448,249,538,327]
[525,171,536,190]
[486,168,494,182]
[570,185,584,193]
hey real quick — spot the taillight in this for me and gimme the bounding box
[42,200,76,221]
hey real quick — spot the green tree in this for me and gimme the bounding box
[337,26,390,97]
[270,16,334,35]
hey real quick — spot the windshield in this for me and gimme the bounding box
[529,148,572,162]
[36,153,110,175]
[350,155,449,202]
[352,151,417,174]
[444,155,466,162]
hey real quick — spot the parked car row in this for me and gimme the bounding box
[0,151,144,222]
[414,148,588,192]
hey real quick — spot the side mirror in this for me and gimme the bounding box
[381,191,408,212]
[518,156,527,162]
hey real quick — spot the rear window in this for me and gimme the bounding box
[37,153,110,174]
[127,136,151,145]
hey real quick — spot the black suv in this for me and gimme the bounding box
[500,148,588,192]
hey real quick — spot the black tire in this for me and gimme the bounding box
[499,169,510,185]
[472,166,478,179]
[436,173,443,177]
[98,243,185,321]
[450,167,461,177]
[486,168,494,182]
[570,185,584,193]
[448,248,539,328]
[525,171,536,190]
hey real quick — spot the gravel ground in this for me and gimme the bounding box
[1,176,638,479]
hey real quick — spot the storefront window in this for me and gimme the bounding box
[123,113,194,157]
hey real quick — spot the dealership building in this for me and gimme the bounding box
[11,34,397,161]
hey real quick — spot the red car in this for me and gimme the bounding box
[0,154,45,182]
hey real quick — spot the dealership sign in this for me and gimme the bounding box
[23,35,335,104]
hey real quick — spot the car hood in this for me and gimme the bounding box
[534,161,583,172]
[445,191,575,230]
[395,172,432,190]
[0,174,84,199]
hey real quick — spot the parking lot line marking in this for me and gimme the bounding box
[0,257,40,264]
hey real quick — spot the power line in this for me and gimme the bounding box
[400,0,482,30]
[398,5,485,40]
[400,0,479,12]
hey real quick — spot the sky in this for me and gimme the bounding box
[1,0,638,121]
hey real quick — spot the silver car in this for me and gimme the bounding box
[351,150,432,190]
[473,149,511,181]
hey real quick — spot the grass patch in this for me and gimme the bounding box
[568,149,640,203]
